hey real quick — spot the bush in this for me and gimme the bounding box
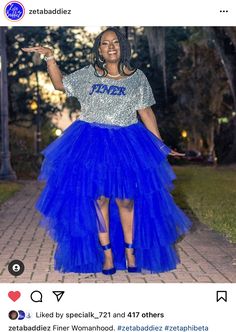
[8,121,55,179]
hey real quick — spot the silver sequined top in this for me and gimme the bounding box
[62,64,156,126]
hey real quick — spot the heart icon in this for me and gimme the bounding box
[8,291,21,302]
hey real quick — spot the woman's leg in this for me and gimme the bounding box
[96,196,114,270]
[115,198,136,267]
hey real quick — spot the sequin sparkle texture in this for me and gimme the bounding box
[62,65,156,126]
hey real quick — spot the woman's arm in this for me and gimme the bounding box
[138,107,185,157]
[22,46,65,91]
[138,107,163,140]
[46,58,65,91]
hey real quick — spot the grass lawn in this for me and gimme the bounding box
[172,165,236,243]
[0,181,22,204]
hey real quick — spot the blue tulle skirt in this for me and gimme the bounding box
[35,119,191,273]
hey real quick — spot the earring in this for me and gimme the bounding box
[98,56,104,63]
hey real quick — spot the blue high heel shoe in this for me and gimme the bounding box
[125,243,141,273]
[101,243,116,275]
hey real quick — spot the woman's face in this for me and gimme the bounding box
[99,30,121,64]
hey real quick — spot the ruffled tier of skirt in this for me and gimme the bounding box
[35,120,191,273]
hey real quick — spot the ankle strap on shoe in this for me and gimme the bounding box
[102,243,112,251]
[125,243,134,249]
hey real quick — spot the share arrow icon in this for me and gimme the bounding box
[52,291,65,302]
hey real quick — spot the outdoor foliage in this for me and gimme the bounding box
[144,27,236,161]
[2,26,236,179]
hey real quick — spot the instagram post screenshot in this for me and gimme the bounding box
[0,0,235,331]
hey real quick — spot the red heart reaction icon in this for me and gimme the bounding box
[8,291,21,302]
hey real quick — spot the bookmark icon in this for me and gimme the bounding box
[216,290,227,302]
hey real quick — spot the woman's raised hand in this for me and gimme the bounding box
[21,46,53,57]
[22,46,64,91]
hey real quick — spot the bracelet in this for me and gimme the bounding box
[44,55,54,62]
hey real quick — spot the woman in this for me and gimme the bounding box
[49,97,81,131]
[22,27,191,275]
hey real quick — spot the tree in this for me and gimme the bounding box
[0,27,17,179]
[205,27,236,163]
[172,28,230,160]
[144,27,167,104]
[6,27,94,124]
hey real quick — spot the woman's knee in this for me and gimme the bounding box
[96,195,109,208]
[115,198,134,210]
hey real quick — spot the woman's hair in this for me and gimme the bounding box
[92,27,136,77]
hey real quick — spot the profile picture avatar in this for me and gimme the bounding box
[4,1,25,21]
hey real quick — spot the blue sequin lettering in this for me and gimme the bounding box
[89,84,100,95]
[109,86,120,95]
[99,85,110,94]
[118,87,126,96]
[89,84,126,96]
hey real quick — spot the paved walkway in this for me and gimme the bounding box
[0,181,235,283]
